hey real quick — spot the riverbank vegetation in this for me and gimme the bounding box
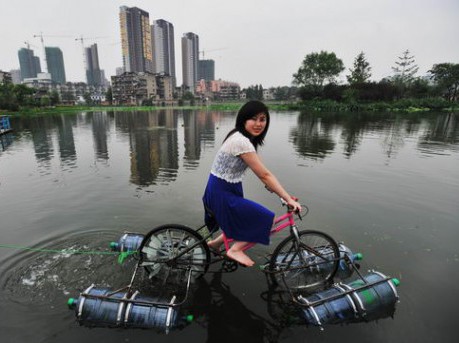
[1,50,458,115]
[288,50,459,112]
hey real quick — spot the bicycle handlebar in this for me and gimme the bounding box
[264,185,304,217]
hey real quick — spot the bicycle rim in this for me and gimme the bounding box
[139,224,210,284]
[269,230,339,292]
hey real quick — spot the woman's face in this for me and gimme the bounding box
[244,112,267,137]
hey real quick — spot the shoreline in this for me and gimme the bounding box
[3,99,459,116]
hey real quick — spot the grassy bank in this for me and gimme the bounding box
[287,98,459,112]
[3,98,458,116]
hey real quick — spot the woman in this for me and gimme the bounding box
[202,100,301,267]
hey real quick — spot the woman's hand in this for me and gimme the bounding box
[287,197,302,213]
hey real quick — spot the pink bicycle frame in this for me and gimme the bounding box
[221,210,296,252]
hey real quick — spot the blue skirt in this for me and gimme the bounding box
[202,174,275,245]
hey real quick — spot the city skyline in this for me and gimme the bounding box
[1,0,458,88]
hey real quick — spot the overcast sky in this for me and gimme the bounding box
[1,0,458,88]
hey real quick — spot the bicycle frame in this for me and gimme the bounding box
[222,209,299,252]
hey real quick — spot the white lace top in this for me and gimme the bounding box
[210,131,256,183]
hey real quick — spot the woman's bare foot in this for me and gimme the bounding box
[207,239,223,251]
[207,234,224,252]
[227,249,255,267]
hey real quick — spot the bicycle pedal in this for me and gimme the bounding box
[222,259,238,272]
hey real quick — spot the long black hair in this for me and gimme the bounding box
[224,100,270,150]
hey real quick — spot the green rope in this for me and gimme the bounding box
[117,251,132,264]
[0,243,136,264]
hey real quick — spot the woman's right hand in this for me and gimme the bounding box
[287,197,302,213]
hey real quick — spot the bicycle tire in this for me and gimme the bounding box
[139,224,210,284]
[268,230,339,292]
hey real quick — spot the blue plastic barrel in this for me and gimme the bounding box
[110,233,144,252]
[299,283,358,325]
[336,244,363,279]
[68,285,128,327]
[273,243,362,279]
[345,271,400,322]
[300,271,400,326]
[68,285,192,331]
[124,291,179,330]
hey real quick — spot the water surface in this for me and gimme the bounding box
[1,110,458,342]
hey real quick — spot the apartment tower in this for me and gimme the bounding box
[18,48,41,80]
[119,6,153,73]
[181,32,199,91]
[45,47,66,84]
[151,19,176,85]
[85,44,101,86]
[198,59,215,81]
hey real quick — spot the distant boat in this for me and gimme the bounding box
[0,115,13,135]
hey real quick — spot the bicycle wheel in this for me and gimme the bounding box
[268,230,339,291]
[139,224,210,284]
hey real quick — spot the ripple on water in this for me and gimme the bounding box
[0,229,141,306]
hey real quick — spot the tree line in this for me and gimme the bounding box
[293,50,458,104]
[244,50,459,106]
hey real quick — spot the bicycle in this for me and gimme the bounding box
[138,196,340,292]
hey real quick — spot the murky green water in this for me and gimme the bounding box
[1,110,458,342]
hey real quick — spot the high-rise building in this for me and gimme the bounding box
[181,32,199,91]
[45,47,66,84]
[198,60,215,81]
[18,48,41,80]
[119,6,153,73]
[151,19,176,85]
[85,44,101,86]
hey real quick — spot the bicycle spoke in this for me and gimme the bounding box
[269,230,339,291]
[140,225,210,284]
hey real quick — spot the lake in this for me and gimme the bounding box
[0,109,458,343]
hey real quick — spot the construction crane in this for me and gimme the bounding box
[33,33,73,73]
[24,41,40,50]
[75,36,108,71]
[199,48,227,59]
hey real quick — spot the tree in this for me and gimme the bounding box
[293,51,345,91]
[0,83,18,110]
[49,90,60,105]
[429,63,459,101]
[182,91,195,105]
[61,90,75,104]
[347,52,372,85]
[392,50,419,86]
[12,84,34,105]
[40,96,51,107]
[105,86,113,105]
[83,92,93,105]
[244,85,264,100]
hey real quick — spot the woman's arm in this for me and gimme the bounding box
[240,152,301,211]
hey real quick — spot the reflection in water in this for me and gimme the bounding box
[30,116,54,165]
[183,110,216,169]
[290,112,459,160]
[4,110,458,184]
[120,110,180,186]
[91,112,111,160]
[0,132,14,151]
[55,115,77,168]
[191,274,280,343]
[418,113,459,154]
[290,113,336,160]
